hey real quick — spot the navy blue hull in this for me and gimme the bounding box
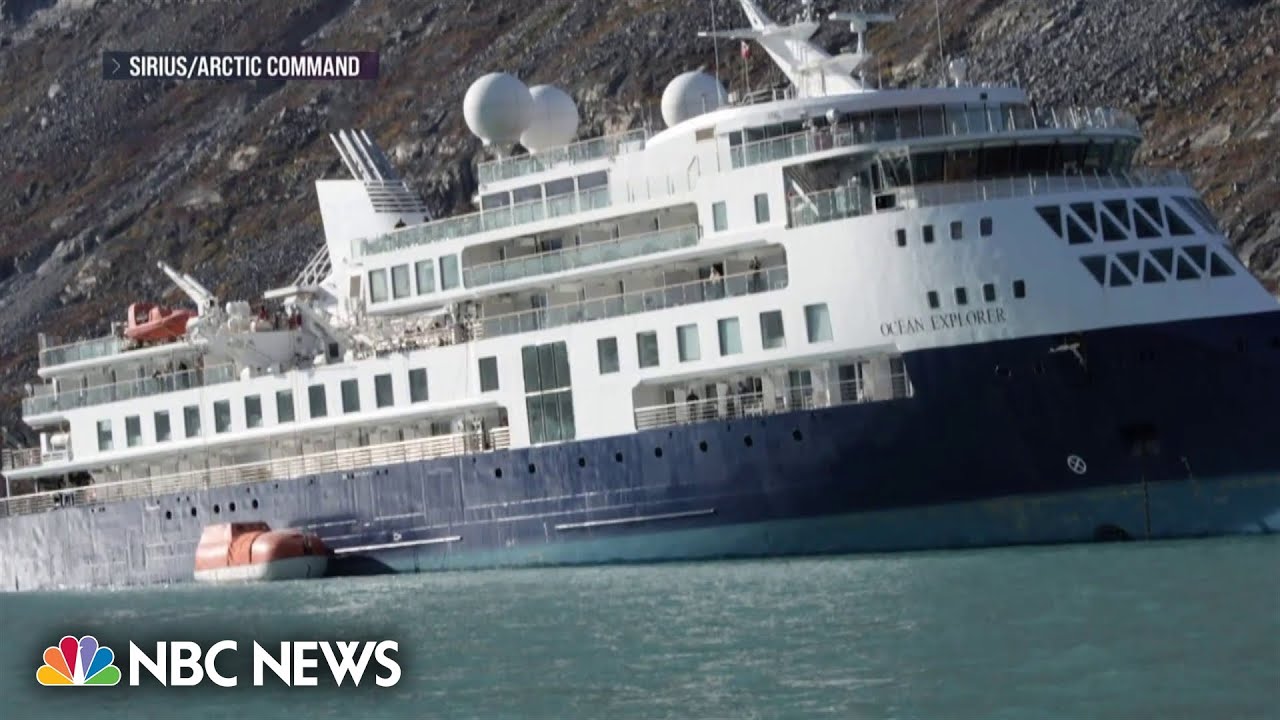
[4,311,1280,591]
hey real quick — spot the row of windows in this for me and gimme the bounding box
[927,280,1025,310]
[368,255,460,304]
[95,369,434,451]
[1079,245,1236,288]
[595,304,833,374]
[711,194,771,233]
[1036,197,1214,246]
[895,217,994,247]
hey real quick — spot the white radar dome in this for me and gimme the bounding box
[463,72,533,147]
[521,85,580,152]
[660,71,728,128]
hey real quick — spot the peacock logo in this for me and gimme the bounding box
[37,635,121,686]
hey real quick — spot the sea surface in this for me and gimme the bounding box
[0,536,1276,719]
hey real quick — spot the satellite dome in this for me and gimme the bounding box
[463,72,533,147]
[521,85,579,152]
[660,71,728,128]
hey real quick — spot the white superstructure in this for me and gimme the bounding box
[4,0,1273,511]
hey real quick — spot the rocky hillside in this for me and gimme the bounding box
[0,0,1277,441]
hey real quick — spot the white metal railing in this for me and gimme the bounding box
[23,364,238,417]
[477,128,649,185]
[731,104,1140,169]
[462,224,701,288]
[1,447,41,472]
[789,169,1192,229]
[39,334,127,368]
[355,185,612,258]
[479,263,789,339]
[0,427,511,518]
[633,379,913,430]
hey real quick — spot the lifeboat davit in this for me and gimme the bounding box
[194,522,331,584]
[124,302,196,343]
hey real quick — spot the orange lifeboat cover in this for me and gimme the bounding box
[195,522,329,571]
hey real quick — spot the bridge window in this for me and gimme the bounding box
[1164,205,1196,236]
[415,259,435,294]
[1209,251,1236,277]
[712,201,728,232]
[1108,258,1133,287]
[1036,206,1063,239]
[754,194,771,224]
[276,390,295,423]
[1174,250,1202,280]
[214,400,232,433]
[184,405,201,438]
[1080,256,1107,285]
[368,269,388,303]
[375,374,394,408]
[97,419,113,451]
[1141,256,1167,284]
[308,384,327,419]
[479,356,500,392]
[805,303,833,343]
[760,310,786,349]
[409,368,429,402]
[155,411,171,442]
[1131,201,1163,239]
[126,415,142,447]
[637,331,660,368]
[244,395,263,428]
[677,324,701,362]
[597,337,620,374]
[391,265,411,300]
[718,318,743,355]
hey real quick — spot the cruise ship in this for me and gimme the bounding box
[3,1,1279,591]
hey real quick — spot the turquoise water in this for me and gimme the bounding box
[1,537,1276,718]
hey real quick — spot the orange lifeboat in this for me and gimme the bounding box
[193,522,331,584]
[124,302,196,343]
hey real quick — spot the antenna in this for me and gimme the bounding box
[934,0,947,87]
[710,0,722,92]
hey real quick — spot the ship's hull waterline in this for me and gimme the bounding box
[3,312,1279,592]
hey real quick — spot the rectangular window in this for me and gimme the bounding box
[97,419,113,451]
[804,303,833,343]
[341,379,360,413]
[368,269,389,303]
[955,287,968,306]
[1014,279,1027,299]
[409,368,429,403]
[125,415,142,447]
[895,229,907,247]
[712,201,727,232]
[308,384,327,419]
[244,395,263,428]
[983,283,996,303]
[754,193,770,223]
[415,259,436,294]
[981,217,993,236]
[375,374,394,408]
[154,411,171,442]
[677,324,701,362]
[717,317,742,356]
[760,310,786,350]
[927,291,940,309]
[597,337,620,374]
[950,220,963,240]
[276,390,295,423]
[637,331,660,368]
[526,390,577,445]
[391,264,411,300]
[521,342,571,392]
[440,255,460,290]
[479,356,499,392]
[214,400,232,433]
[890,357,911,398]
[922,225,935,244]
[184,405,201,438]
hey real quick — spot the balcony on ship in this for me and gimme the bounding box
[476,128,649,186]
[23,362,237,418]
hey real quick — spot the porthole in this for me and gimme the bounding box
[164,510,172,520]
[744,435,754,447]
[213,504,220,514]
[578,457,586,468]
[251,499,259,510]
[528,463,536,474]
[190,507,197,517]
[495,468,503,478]
[246,487,252,494]
[699,441,708,452]
[229,502,236,512]
[615,452,623,463]
[654,447,663,458]
[792,429,803,442]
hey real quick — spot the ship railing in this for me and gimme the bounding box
[0,427,512,519]
[22,364,238,417]
[789,168,1193,229]
[355,185,612,258]
[38,333,127,369]
[633,379,910,431]
[730,104,1140,169]
[477,128,649,185]
[479,263,789,340]
[1,447,42,472]
[462,224,701,288]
